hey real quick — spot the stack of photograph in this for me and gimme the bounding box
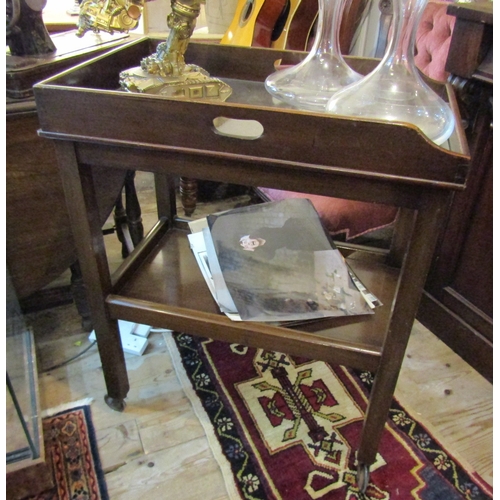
[188,198,380,323]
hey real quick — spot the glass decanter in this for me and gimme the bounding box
[264,0,362,112]
[325,0,455,145]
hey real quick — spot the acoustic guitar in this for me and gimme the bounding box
[221,0,290,47]
[271,0,318,51]
[271,0,370,52]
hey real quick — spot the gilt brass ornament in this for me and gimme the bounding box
[76,0,232,101]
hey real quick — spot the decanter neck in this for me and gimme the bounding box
[312,0,347,55]
[384,0,427,68]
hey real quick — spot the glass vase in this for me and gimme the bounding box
[325,0,455,145]
[264,0,362,112]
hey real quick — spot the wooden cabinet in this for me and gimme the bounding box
[417,2,493,382]
[6,103,128,301]
[6,32,142,307]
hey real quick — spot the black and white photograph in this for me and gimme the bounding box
[206,199,374,321]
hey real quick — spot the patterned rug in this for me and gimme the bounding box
[28,405,108,500]
[167,333,492,500]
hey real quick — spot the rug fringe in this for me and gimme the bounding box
[41,398,94,417]
[165,332,242,500]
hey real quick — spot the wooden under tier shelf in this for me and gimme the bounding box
[107,223,398,373]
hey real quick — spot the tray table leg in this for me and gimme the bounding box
[356,189,451,472]
[154,173,178,220]
[54,142,130,410]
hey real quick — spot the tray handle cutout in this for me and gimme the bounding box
[213,117,264,140]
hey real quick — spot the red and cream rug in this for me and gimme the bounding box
[28,405,108,500]
[167,332,492,500]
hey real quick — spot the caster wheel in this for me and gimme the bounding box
[104,395,126,412]
[357,463,370,493]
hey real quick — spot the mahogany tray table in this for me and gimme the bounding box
[33,38,470,489]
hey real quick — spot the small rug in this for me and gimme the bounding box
[28,405,108,500]
[167,333,492,500]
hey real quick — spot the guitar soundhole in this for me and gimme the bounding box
[271,0,291,41]
[240,0,254,25]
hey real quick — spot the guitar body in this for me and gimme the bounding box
[221,0,289,47]
[271,0,318,51]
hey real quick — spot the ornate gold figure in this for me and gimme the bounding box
[76,0,231,100]
[76,0,143,35]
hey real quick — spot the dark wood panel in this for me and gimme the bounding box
[441,287,492,342]
[73,141,428,208]
[418,2,493,382]
[6,110,127,298]
[445,3,492,79]
[418,292,492,383]
[451,149,492,317]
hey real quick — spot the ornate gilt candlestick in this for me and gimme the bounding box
[76,0,231,100]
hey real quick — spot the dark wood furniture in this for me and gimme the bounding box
[6,30,132,99]
[6,100,127,298]
[33,39,469,487]
[6,31,144,325]
[417,1,493,382]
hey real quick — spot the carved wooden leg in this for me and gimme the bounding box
[179,176,198,217]
[113,193,130,258]
[114,171,144,258]
[124,170,144,246]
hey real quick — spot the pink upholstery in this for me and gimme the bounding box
[415,2,456,82]
[261,2,455,240]
[259,189,398,239]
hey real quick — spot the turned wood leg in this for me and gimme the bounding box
[113,171,144,258]
[124,170,144,246]
[179,176,198,217]
[113,194,130,258]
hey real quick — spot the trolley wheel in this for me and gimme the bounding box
[357,462,370,493]
[104,395,126,412]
